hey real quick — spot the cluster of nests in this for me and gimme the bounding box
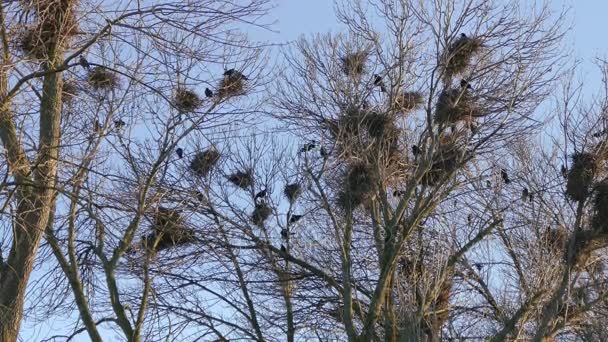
[251,183,302,226]
[171,69,247,113]
[16,0,79,60]
[138,207,196,253]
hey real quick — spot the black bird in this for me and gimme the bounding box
[501,169,511,184]
[522,188,529,201]
[114,119,126,129]
[467,214,473,225]
[280,245,287,254]
[224,69,248,80]
[79,56,90,69]
[195,190,205,202]
[529,193,534,203]
[281,229,289,239]
[320,146,328,159]
[176,147,184,159]
[93,119,102,133]
[373,74,387,92]
[289,214,302,223]
[486,180,492,188]
[205,88,213,98]
[255,189,267,200]
[592,129,607,138]
[561,165,568,179]
[393,190,405,197]
[461,33,468,39]
[412,145,421,157]
[460,79,472,90]
[224,69,236,77]
[299,141,316,153]
[474,263,483,271]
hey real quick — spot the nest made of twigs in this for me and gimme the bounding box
[419,137,464,186]
[174,88,202,112]
[62,79,79,100]
[543,226,568,251]
[337,162,376,209]
[341,51,367,77]
[251,202,272,226]
[218,71,246,98]
[284,183,302,203]
[190,148,221,177]
[393,91,424,114]
[566,152,599,202]
[144,207,196,252]
[435,87,483,125]
[592,180,608,233]
[571,230,608,268]
[443,34,483,78]
[228,168,254,189]
[87,67,119,90]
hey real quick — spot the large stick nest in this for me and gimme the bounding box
[190,148,221,177]
[393,91,424,114]
[337,162,376,209]
[443,34,483,78]
[143,207,196,252]
[218,70,246,98]
[174,88,202,113]
[251,202,272,226]
[566,152,599,202]
[419,136,464,186]
[87,67,120,90]
[284,183,302,203]
[592,180,608,233]
[435,87,484,125]
[228,168,254,189]
[341,51,368,77]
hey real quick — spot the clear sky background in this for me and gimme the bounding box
[20,1,608,341]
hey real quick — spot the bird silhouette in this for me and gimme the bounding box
[289,214,302,223]
[373,74,387,92]
[393,190,405,197]
[224,69,235,77]
[522,188,529,201]
[320,146,328,158]
[467,214,472,225]
[486,180,492,188]
[255,189,267,200]
[461,33,468,39]
[79,56,90,69]
[299,141,316,153]
[561,165,568,179]
[93,119,102,133]
[114,119,126,129]
[460,79,472,90]
[280,245,287,254]
[474,263,483,271]
[501,169,510,184]
[205,88,213,98]
[412,145,421,157]
[176,147,184,159]
[529,193,534,203]
[195,190,204,202]
[280,229,289,239]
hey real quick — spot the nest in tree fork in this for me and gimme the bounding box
[419,137,464,186]
[284,183,302,203]
[228,168,254,189]
[337,162,376,209]
[543,226,568,252]
[218,71,246,98]
[87,67,119,90]
[393,91,424,114]
[435,88,483,125]
[592,180,608,233]
[174,88,202,112]
[251,202,272,226]
[571,230,608,268]
[144,207,196,252]
[443,35,483,78]
[341,51,367,77]
[566,152,599,202]
[190,148,221,177]
[62,79,79,100]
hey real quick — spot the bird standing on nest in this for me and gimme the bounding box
[255,189,267,201]
[79,56,90,70]
[460,79,472,90]
[373,74,387,92]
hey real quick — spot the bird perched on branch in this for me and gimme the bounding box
[205,88,213,98]
[114,119,126,130]
[561,165,568,179]
[79,56,90,70]
[412,145,421,157]
[289,214,302,223]
[176,147,184,159]
[373,74,387,92]
[255,189,267,200]
[460,79,472,90]
[299,141,316,153]
[501,169,511,184]
[522,187,529,201]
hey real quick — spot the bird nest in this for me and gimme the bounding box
[174,88,201,112]
[218,70,246,98]
[341,51,368,77]
[337,162,376,209]
[284,183,302,203]
[591,180,608,233]
[143,208,196,252]
[87,67,119,90]
[393,91,424,114]
[251,202,272,226]
[435,87,483,125]
[443,34,483,78]
[228,168,254,189]
[571,230,608,268]
[419,137,464,186]
[62,80,79,100]
[543,226,568,252]
[190,148,221,177]
[566,152,599,202]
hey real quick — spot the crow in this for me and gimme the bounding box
[79,56,90,69]
[412,145,421,157]
[281,229,289,239]
[280,245,287,254]
[93,119,102,133]
[501,169,510,184]
[224,69,236,77]
[373,74,387,92]
[320,146,328,158]
[486,180,492,188]
[195,190,205,202]
[522,188,529,201]
[289,214,302,223]
[561,165,568,179]
[204,88,213,98]
[224,69,248,80]
[460,79,472,90]
[529,193,534,203]
[474,263,483,271]
[393,190,405,197]
[114,119,126,129]
[592,129,607,138]
[255,189,267,200]
[467,214,472,225]
[460,33,468,39]
[299,141,316,153]
[176,147,184,159]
